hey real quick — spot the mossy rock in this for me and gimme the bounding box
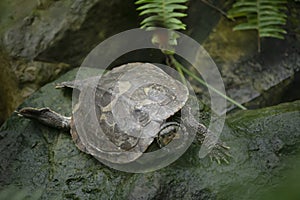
[1,68,300,199]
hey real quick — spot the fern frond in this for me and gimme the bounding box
[135,0,188,31]
[228,0,287,51]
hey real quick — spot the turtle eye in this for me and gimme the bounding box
[132,107,150,126]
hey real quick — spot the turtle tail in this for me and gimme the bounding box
[18,107,71,131]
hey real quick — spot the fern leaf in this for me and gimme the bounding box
[227,0,287,51]
[135,0,188,31]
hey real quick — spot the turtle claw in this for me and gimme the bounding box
[211,155,230,165]
[209,155,220,164]
[205,142,231,164]
[209,154,229,165]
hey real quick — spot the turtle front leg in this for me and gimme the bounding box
[18,107,71,131]
[184,106,230,164]
[196,127,230,164]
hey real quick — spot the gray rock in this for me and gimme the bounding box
[188,2,300,111]
[1,0,139,65]
[1,68,300,199]
[0,50,70,125]
[1,0,299,123]
[0,0,139,125]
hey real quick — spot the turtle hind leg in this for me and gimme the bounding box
[18,107,71,131]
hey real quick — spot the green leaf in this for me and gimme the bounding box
[164,0,187,3]
[233,23,257,31]
[259,20,286,27]
[164,4,187,10]
[137,4,162,10]
[166,12,187,18]
[227,0,288,51]
[260,27,287,34]
[260,32,285,39]
[135,0,187,31]
[139,8,163,15]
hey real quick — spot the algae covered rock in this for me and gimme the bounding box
[0,68,300,199]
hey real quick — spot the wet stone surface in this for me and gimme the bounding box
[0,68,300,199]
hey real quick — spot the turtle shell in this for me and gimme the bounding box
[70,63,189,164]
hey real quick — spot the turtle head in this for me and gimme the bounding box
[18,107,71,131]
[157,122,181,148]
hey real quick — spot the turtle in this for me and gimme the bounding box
[18,62,229,165]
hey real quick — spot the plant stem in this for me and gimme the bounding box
[257,32,261,52]
[201,0,232,20]
[167,55,187,86]
[168,55,247,110]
